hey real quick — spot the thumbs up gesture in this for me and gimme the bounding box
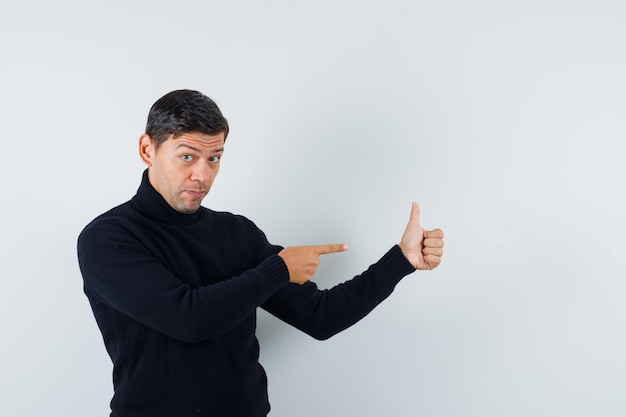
[399,202,444,270]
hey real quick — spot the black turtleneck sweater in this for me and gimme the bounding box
[77,171,416,417]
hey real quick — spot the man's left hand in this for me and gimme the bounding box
[398,202,444,270]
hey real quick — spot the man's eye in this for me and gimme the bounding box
[181,155,193,162]
[209,156,221,163]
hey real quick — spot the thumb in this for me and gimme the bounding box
[408,201,421,228]
[399,202,425,269]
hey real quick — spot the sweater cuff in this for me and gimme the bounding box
[380,245,418,282]
[255,254,290,293]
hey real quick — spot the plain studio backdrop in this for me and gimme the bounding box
[1,1,625,416]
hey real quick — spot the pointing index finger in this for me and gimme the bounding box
[316,243,349,255]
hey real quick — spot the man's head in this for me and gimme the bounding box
[139,90,228,214]
[145,89,229,148]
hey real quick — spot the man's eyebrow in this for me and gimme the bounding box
[175,143,200,152]
[175,143,224,153]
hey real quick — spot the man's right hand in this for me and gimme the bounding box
[278,244,348,284]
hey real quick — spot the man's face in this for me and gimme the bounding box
[140,131,225,214]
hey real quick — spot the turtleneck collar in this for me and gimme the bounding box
[130,169,203,226]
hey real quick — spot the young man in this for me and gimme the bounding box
[77,89,444,417]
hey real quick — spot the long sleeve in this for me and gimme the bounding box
[262,245,416,340]
[78,216,289,343]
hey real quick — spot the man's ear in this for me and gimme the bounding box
[139,134,155,167]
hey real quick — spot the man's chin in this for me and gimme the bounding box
[174,201,202,214]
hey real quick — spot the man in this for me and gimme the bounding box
[77,89,444,417]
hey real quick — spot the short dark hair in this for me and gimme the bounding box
[145,89,229,148]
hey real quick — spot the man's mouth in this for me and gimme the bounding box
[184,190,207,199]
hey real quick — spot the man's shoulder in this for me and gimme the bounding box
[89,200,133,222]
[200,207,279,251]
[200,207,259,230]
[79,200,136,238]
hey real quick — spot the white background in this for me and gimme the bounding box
[1,1,625,416]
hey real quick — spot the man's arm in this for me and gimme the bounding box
[262,245,417,340]
[263,202,444,340]
[78,218,290,343]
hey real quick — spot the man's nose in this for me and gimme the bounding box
[190,162,211,182]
